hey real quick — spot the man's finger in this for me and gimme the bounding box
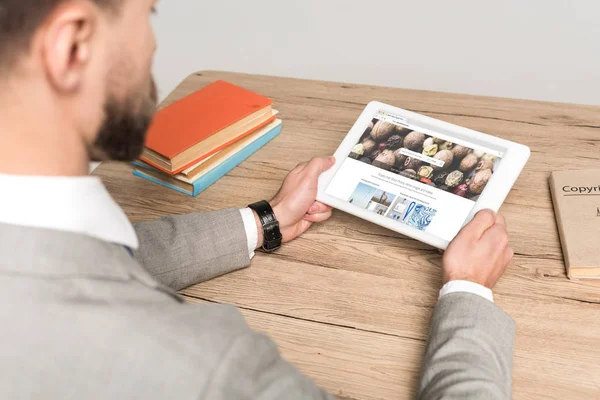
[303,157,336,178]
[308,201,332,215]
[303,210,333,223]
[459,209,497,239]
[504,246,514,264]
[294,162,308,172]
[481,224,509,250]
[495,213,506,227]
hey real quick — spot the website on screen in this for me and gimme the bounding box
[325,111,504,241]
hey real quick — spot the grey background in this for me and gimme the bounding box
[151,0,599,105]
[91,0,597,174]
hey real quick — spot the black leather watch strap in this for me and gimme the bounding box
[248,200,283,252]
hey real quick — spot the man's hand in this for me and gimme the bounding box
[253,157,336,247]
[443,209,513,289]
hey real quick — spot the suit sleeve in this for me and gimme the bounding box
[133,208,251,291]
[418,292,515,400]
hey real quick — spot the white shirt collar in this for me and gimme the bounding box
[0,174,138,249]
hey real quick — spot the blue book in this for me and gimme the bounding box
[133,120,282,196]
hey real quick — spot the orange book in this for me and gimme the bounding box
[140,80,274,175]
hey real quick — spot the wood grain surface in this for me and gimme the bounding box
[93,71,600,400]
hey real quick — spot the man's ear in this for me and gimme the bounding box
[41,3,96,93]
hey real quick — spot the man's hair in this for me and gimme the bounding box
[0,0,117,69]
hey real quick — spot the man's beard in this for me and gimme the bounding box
[90,79,158,162]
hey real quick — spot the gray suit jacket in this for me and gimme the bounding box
[0,209,514,399]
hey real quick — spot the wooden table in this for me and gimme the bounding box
[94,71,600,400]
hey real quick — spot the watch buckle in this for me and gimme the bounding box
[263,231,283,252]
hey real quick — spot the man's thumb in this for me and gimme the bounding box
[305,156,336,176]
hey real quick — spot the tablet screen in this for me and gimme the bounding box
[325,110,504,241]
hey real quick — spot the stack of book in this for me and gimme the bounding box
[133,80,282,196]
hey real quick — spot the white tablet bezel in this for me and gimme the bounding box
[317,101,530,249]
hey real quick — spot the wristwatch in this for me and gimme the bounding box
[248,200,283,252]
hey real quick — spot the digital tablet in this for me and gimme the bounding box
[317,101,530,249]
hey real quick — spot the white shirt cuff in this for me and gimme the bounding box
[439,280,494,303]
[239,208,258,260]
